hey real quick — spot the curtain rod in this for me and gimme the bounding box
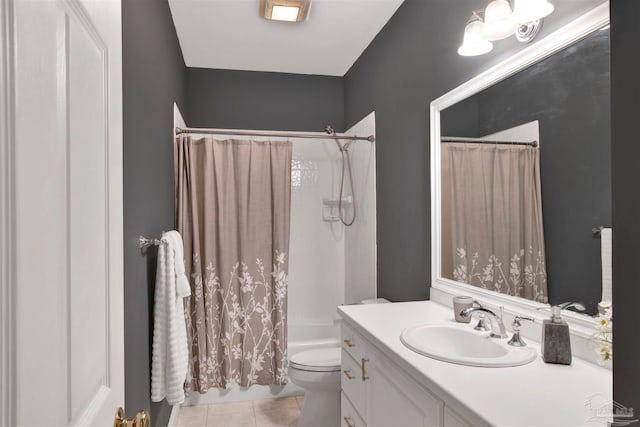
[175,127,375,142]
[441,136,538,148]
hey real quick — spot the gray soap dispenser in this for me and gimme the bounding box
[540,302,585,365]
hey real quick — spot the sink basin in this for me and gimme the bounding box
[400,324,536,367]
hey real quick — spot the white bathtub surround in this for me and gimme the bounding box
[344,112,378,305]
[152,231,192,405]
[174,102,186,135]
[288,138,346,334]
[289,112,377,327]
[338,301,612,427]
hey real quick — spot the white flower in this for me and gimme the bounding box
[593,306,613,364]
[453,264,468,283]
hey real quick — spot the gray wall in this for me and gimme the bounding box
[122,1,186,425]
[343,0,605,302]
[186,68,345,132]
[611,0,640,416]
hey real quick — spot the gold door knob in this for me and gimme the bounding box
[114,407,150,427]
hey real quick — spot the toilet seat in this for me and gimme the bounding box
[289,347,341,372]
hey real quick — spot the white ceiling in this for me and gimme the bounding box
[168,0,405,76]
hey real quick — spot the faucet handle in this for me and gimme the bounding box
[464,300,490,331]
[508,316,534,347]
[558,302,586,312]
[513,316,535,327]
[473,312,491,332]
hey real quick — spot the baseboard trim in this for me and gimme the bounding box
[167,405,180,427]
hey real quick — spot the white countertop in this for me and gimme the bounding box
[338,301,612,427]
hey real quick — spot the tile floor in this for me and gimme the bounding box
[177,396,304,427]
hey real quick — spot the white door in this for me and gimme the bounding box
[1,0,124,425]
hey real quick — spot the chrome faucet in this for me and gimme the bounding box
[460,306,509,339]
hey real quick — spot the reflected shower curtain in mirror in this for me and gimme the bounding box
[442,143,548,303]
[175,135,292,392]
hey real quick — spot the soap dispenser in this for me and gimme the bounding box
[540,302,585,365]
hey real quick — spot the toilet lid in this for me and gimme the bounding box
[289,348,341,372]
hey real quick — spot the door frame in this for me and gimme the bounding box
[0,0,15,425]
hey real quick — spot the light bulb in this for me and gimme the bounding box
[458,17,494,57]
[481,0,517,40]
[512,0,554,23]
[271,5,301,22]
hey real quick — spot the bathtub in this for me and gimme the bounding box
[288,321,340,355]
[184,321,340,406]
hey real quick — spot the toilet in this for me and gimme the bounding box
[289,300,388,426]
[288,347,342,427]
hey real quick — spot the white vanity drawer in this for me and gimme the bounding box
[341,350,366,415]
[342,323,365,362]
[342,392,366,427]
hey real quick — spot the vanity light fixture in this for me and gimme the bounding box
[260,0,311,22]
[458,12,494,57]
[511,0,554,23]
[458,0,553,57]
[481,0,518,40]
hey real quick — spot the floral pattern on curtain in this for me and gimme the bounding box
[175,135,292,392]
[442,142,548,303]
[452,247,547,302]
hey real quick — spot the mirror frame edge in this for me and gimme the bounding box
[429,2,610,338]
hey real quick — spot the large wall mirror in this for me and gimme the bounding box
[430,4,609,323]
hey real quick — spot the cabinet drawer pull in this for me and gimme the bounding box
[343,416,355,427]
[342,370,355,380]
[343,339,355,348]
[361,358,369,381]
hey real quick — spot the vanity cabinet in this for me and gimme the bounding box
[341,323,471,427]
[339,301,612,427]
[443,408,473,427]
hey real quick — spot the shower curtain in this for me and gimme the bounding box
[442,142,548,303]
[175,135,292,392]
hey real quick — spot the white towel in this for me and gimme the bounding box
[600,227,612,305]
[151,231,191,405]
[165,231,191,299]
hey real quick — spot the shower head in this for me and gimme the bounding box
[326,124,343,151]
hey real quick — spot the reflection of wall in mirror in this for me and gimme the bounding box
[483,120,539,143]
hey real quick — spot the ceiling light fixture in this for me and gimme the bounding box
[458,12,494,57]
[260,0,311,23]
